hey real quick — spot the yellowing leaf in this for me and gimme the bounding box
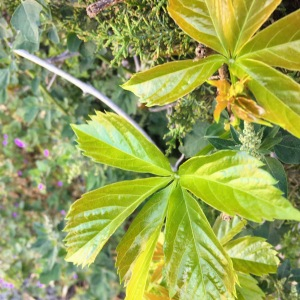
[208,79,269,125]
[225,237,279,276]
[64,177,172,267]
[239,10,300,70]
[145,286,174,300]
[164,185,237,299]
[207,79,230,122]
[179,150,300,222]
[231,97,271,126]
[214,101,228,123]
[232,59,300,138]
[122,55,225,107]
[72,111,172,175]
[116,185,174,300]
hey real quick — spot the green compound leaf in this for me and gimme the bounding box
[167,0,227,55]
[64,177,172,267]
[239,10,300,70]
[116,184,174,300]
[164,185,237,299]
[213,216,247,246]
[71,111,172,176]
[11,0,43,52]
[236,273,265,300]
[232,59,300,138]
[122,55,225,107]
[225,236,279,276]
[179,151,300,222]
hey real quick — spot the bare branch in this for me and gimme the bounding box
[149,103,176,112]
[46,51,79,64]
[13,48,155,144]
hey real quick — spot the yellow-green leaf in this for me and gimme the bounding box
[122,55,225,107]
[167,0,228,55]
[64,177,172,267]
[232,59,300,138]
[231,0,281,55]
[72,111,172,175]
[213,216,247,246]
[225,237,279,276]
[239,10,300,70]
[236,273,265,300]
[179,150,300,222]
[164,185,237,299]
[116,185,174,300]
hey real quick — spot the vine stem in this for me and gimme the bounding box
[13,49,155,144]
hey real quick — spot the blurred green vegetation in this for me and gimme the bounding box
[0,0,299,299]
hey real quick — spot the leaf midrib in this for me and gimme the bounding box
[233,0,256,55]
[78,130,172,175]
[21,2,40,41]
[182,174,283,218]
[66,182,167,262]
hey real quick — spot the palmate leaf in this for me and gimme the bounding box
[213,216,247,246]
[116,185,174,300]
[179,150,300,222]
[164,185,237,299]
[71,111,172,175]
[168,0,280,57]
[121,55,225,106]
[239,10,300,70]
[225,236,279,276]
[232,59,300,138]
[236,273,264,300]
[64,177,172,267]
[230,0,281,55]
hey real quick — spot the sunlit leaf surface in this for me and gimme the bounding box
[167,0,227,55]
[179,151,300,222]
[72,111,172,175]
[164,185,237,299]
[239,10,300,70]
[64,177,172,267]
[122,55,225,106]
[116,185,174,300]
[225,236,279,276]
[232,59,300,138]
[231,0,281,55]
[213,216,247,246]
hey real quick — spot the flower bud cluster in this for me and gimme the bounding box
[239,122,262,160]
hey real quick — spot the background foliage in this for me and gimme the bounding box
[0,0,299,299]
